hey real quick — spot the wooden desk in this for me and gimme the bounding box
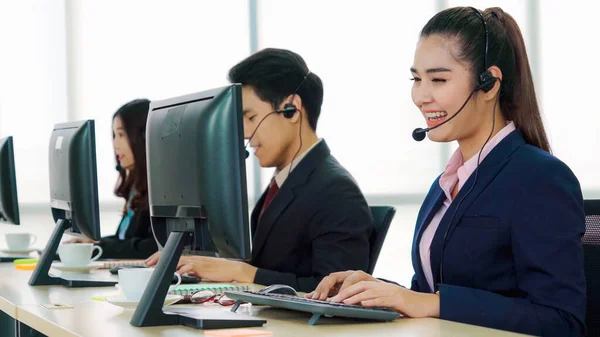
[0,264,116,319]
[0,262,118,337]
[0,264,531,337]
[16,302,531,337]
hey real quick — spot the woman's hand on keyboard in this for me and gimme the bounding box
[329,281,440,318]
[306,270,379,301]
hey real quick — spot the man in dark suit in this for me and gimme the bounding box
[147,48,373,292]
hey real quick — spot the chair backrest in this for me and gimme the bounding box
[583,199,600,337]
[368,206,396,274]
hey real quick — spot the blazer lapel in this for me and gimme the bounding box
[251,140,331,260]
[250,188,267,238]
[429,130,526,288]
[412,182,445,293]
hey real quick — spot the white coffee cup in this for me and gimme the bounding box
[118,268,182,301]
[5,233,37,250]
[57,243,102,267]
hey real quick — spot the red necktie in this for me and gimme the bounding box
[260,179,279,218]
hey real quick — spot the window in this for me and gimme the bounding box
[0,1,68,203]
[257,1,440,196]
[2,0,595,281]
[540,1,600,195]
[68,0,251,203]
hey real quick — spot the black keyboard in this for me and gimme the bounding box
[225,291,401,325]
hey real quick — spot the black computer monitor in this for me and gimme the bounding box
[0,136,20,225]
[131,84,263,329]
[48,120,101,240]
[146,85,251,259]
[29,120,116,287]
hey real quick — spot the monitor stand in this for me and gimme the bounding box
[29,219,117,287]
[130,230,266,329]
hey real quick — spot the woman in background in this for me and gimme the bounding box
[68,99,158,259]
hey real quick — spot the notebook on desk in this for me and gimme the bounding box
[94,284,248,302]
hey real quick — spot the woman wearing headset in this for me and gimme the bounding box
[68,99,158,259]
[308,7,586,337]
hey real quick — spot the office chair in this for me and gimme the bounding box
[583,199,600,336]
[367,206,396,274]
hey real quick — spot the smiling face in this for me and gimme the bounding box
[242,86,298,169]
[410,35,489,143]
[112,116,135,170]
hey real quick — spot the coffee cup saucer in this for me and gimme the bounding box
[51,261,104,272]
[0,248,37,255]
[104,294,182,310]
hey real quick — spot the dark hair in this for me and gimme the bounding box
[113,98,150,214]
[228,48,324,131]
[421,7,551,152]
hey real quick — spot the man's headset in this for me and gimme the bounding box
[244,71,311,158]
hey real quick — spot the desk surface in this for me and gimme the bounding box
[0,264,116,319]
[16,303,531,337]
[0,264,531,337]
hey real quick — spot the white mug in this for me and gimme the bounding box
[57,243,102,267]
[118,268,182,301]
[5,233,37,250]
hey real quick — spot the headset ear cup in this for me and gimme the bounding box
[478,70,496,92]
[282,104,297,118]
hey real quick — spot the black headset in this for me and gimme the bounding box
[474,9,496,93]
[277,71,311,118]
[243,70,312,158]
[278,104,297,119]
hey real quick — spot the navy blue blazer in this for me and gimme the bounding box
[250,140,373,292]
[410,130,586,336]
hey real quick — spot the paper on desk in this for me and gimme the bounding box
[91,291,121,301]
[204,329,272,337]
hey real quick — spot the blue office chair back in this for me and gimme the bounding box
[368,206,396,274]
[583,199,600,337]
